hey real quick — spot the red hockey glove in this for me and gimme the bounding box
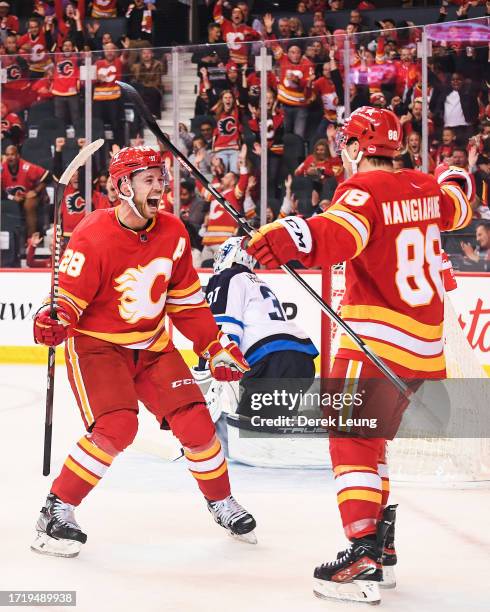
[202,331,250,381]
[33,305,70,346]
[434,164,474,202]
[245,217,313,269]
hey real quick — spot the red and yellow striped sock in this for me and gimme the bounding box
[184,435,231,501]
[51,435,117,506]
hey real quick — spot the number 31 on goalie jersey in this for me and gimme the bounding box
[395,223,443,307]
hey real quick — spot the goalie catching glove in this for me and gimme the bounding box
[33,304,71,346]
[201,331,250,381]
[245,217,313,269]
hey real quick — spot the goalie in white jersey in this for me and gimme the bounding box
[200,237,318,448]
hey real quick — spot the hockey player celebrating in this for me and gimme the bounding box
[202,237,318,452]
[32,146,257,557]
[246,107,472,604]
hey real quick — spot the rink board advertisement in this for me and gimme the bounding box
[0,270,488,374]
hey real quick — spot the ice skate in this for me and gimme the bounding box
[207,495,257,544]
[313,537,382,605]
[380,504,397,589]
[31,494,87,558]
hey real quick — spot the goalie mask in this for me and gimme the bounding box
[109,146,168,218]
[213,237,256,274]
[335,106,402,173]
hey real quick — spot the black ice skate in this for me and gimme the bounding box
[31,494,87,558]
[207,495,257,544]
[380,504,398,589]
[313,537,383,605]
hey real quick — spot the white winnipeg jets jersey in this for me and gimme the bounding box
[205,265,318,365]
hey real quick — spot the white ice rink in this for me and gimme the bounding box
[1,364,489,612]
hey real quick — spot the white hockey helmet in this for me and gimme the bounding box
[213,237,256,274]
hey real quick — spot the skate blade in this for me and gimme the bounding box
[313,578,381,605]
[229,529,257,545]
[30,532,82,558]
[380,566,396,589]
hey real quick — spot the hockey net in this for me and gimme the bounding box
[228,266,490,483]
[324,265,490,483]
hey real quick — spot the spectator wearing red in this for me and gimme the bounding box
[313,58,339,130]
[221,62,247,107]
[93,43,127,146]
[26,231,52,269]
[0,1,18,36]
[30,65,54,103]
[211,90,242,173]
[52,39,81,126]
[1,102,25,147]
[213,0,261,66]
[49,3,84,51]
[246,66,277,107]
[199,146,249,261]
[295,138,343,185]
[401,98,434,140]
[394,47,421,100]
[1,145,51,237]
[91,0,118,18]
[433,127,456,165]
[17,17,53,79]
[273,43,314,139]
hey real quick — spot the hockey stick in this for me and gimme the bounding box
[118,81,417,404]
[43,139,104,476]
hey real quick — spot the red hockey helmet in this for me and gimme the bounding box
[336,106,402,158]
[109,146,166,192]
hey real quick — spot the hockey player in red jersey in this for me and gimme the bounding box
[31,146,257,558]
[246,107,472,604]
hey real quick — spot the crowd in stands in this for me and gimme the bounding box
[0,0,489,271]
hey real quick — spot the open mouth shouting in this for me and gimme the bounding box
[146,196,160,213]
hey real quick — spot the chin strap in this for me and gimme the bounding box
[341,147,364,175]
[118,178,145,220]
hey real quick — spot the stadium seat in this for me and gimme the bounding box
[0,199,23,267]
[27,100,55,126]
[21,139,53,172]
[282,133,305,176]
[73,117,105,140]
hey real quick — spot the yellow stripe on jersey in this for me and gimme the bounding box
[58,288,89,310]
[339,335,445,372]
[321,211,365,257]
[167,280,201,298]
[332,203,371,238]
[441,184,472,230]
[66,338,94,426]
[74,317,167,345]
[337,489,382,505]
[341,305,443,340]
[165,302,207,314]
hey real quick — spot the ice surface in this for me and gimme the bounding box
[1,365,489,612]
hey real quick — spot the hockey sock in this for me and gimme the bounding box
[330,437,384,539]
[51,434,117,506]
[51,410,138,506]
[184,435,231,501]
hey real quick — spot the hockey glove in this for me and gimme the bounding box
[202,331,250,382]
[33,304,70,346]
[434,164,474,202]
[245,217,313,269]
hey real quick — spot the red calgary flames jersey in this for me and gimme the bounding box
[17,31,51,73]
[213,3,261,65]
[276,55,314,107]
[52,53,80,96]
[213,108,241,152]
[61,188,112,236]
[1,158,49,197]
[56,208,219,354]
[299,169,471,377]
[94,58,123,101]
